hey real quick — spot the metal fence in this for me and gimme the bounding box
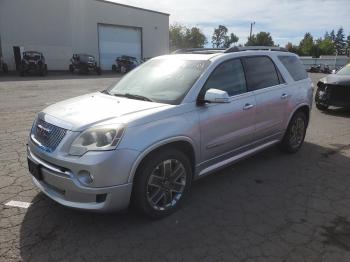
[300,56,349,70]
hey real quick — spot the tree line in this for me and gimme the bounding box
[286,28,350,57]
[169,24,350,57]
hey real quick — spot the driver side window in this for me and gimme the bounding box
[202,59,247,97]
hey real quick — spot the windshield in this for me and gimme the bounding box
[24,52,40,60]
[337,64,350,75]
[109,58,210,104]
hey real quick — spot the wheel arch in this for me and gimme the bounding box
[128,137,197,184]
[287,104,310,128]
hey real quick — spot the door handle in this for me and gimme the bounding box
[243,103,255,110]
[281,93,289,99]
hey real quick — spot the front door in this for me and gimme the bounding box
[198,58,256,166]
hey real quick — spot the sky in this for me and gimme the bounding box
[111,0,350,47]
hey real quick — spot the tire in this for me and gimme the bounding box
[279,111,307,153]
[315,102,328,111]
[315,87,329,111]
[39,66,44,76]
[132,149,192,219]
[3,63,8,73]
[19,66,25,77]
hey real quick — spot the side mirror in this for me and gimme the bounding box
[204,88,230,103]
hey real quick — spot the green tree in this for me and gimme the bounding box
[169,24,207,51]
[212,25,228,48]
[318,38,335,55]
[184,27,208,48]
[335,27,346,55]
[245,32,274,46]
[346,35,350,56]
[330,30,336,41]
[223,33,239,48]
[298,33,314,56]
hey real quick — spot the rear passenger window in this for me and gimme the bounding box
[203,59,247,96]
[278,55,308,81]
[242,56,280,90]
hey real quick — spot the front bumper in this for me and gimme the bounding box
[27,145,136,212]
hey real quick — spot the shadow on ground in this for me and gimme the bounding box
[19,142,350,261]
[320,107,350,118]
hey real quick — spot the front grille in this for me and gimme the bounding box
[31,118,67,152]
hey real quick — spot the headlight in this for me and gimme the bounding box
[69,125,124,156]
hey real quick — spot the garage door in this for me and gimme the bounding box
[98,24,142,70]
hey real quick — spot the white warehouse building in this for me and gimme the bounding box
[0,0,169,70]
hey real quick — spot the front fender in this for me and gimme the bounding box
[127,136,197,183]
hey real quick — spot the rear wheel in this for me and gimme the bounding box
[280,111,307,153]
[132,149,192,219]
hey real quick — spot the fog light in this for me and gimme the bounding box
[77,170,94,184]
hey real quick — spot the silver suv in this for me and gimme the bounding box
[27,47,313,218]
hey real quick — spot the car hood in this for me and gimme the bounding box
[318,74,350,86]
[42,92,168,131]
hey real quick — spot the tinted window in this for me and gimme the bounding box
[278,55,308,81]
[202,59,247,96]
[242,56,280,90]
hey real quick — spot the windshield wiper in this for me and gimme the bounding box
[112,93,153,102]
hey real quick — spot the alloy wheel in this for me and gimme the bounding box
[289,117,305,148]
[146,159,187,211]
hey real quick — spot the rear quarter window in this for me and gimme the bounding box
[278,55,308,81]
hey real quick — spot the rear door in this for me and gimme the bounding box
[242,56,288,142]
[198,58,256,164]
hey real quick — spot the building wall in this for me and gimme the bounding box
[0,0,169,70]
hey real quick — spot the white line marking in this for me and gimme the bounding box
[5,200,31,209]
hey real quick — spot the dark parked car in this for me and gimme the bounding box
[0,55,8,74]
[315,63,350,110]
[20,51,47,76]
[308,64,331,74]
[69,54,101,75]
[112,55,140,73]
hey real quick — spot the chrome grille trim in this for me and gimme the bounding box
[31,118,67,152]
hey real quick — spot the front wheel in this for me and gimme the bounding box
[132,149,192,219]
[279,111,307,153]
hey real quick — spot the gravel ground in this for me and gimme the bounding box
[0,72,350,262]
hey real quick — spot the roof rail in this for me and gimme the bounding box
[172,48,226,54]
[224,46,288,53]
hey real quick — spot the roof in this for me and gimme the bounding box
[95,0,170,16]
[154,54,220,61]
